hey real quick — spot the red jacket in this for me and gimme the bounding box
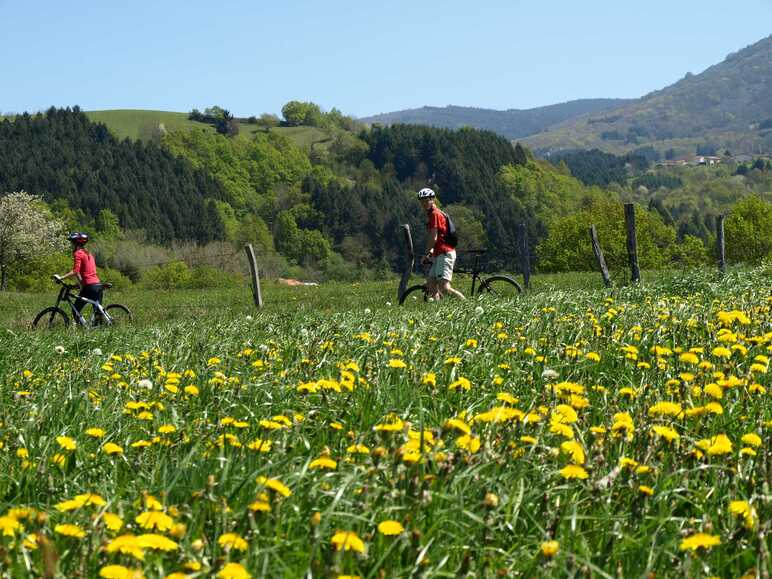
[73,249,100,285]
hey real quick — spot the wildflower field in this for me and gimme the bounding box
[0,266,770,578]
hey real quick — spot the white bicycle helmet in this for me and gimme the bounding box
[417,187,436,199]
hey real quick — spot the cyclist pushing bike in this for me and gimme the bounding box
[54,232,104,316]
[417,188,465,300]
[32,232,131,329]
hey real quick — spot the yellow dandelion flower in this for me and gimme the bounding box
[377,520,404,536]
[647,402,682,417]
[103,513,124,532]
[728,500,756,529]
[256,476,292,497]
[346,444,370,454]
[249,496,271,512]
[135,511,174,532]
[551,404,578,424]
[448,377,471,391]
[549,420,574,439]
[55,523,86,539]
[540,540,559,557]
[99,565,145,579]
[651,425,680,442]
[639,485,654,496]
[388,359,406,369]
[679,533,720,551]
[217,563,251,579]
[103,442,124,455]
[560,440,586,465]
[137,533,178,551]
[711,346,732,359]
[218,532,248,551]
[86,428,106,438]
[56,436,77,451]
[310,457,337,470]
[741,433,761,447]
[559,465,588,480]
[0,515,22,537]
[455,434,481,453]
[331,530,366,553]
[496,392,519,405]
[475,406,524,424]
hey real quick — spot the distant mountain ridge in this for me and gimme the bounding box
[360,99,632,140]
[363,35,772,157]
[523,35,772,155]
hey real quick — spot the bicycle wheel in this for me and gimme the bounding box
[399,284,428,305]
[476,276,522,299]
[31,307,70,330]
[103,304,133,326]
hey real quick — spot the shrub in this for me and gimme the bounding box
[140,262,192,290]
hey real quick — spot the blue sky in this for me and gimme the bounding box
[4,1,771,118]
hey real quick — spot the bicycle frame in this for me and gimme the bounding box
[55,284,113,327]
[452,253,485,295]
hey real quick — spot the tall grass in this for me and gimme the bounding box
[0,265,769,577]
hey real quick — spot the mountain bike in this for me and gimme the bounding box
[399,249,522,305]
[31,279,132,329]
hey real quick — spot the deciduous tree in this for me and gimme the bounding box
[0,191,66,290]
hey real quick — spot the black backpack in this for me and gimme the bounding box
[441,211,458,247]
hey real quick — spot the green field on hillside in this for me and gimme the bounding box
[86,110,208,140]
[0,265,769,577]
[85,109,332,150]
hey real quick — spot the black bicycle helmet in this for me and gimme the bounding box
[67,232,89,245]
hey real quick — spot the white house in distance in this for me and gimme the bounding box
[693,155,722,165]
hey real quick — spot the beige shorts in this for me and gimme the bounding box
[429,251,456,281]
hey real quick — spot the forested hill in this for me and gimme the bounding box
[524,35,772,156]
[1,107,567,276]
[361,99,630,140]
[0,108,224,242]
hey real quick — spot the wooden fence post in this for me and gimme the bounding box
[244,244,263,309]
[518,222,530,290]
[716,214,726,274]
[624,203,641,283]
[398,224,415,302]
[589,224,611,288]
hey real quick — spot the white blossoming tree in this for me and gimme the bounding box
[0,191,67,290]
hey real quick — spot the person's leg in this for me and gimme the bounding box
[75,284,101,317]
[437,252,465,299]
[74,288,88,315]
[438,279,465,299]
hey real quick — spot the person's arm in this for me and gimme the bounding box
[425,228,438,257]
[56,253,82,284]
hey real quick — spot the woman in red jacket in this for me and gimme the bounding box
[55,232,103,315]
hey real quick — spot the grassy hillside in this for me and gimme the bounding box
[86,110,205,140]
[85,109,332,150]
